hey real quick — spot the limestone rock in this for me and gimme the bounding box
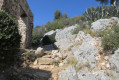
[55,25,78,51]
[36,58,53,65]
[44,30,56,37]
[58,66,78,80]
[35,47,44,57]
[109,48,119,72]
[91,17,119,32]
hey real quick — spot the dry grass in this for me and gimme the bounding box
[75,61,91,72]
[68,41,82,51]
[75,63,84,72]
[67,56,78,67]
[83,29,97,37]
[62,56,78,70]
[68,45,74,51]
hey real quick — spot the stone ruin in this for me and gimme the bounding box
[0,0,33,48]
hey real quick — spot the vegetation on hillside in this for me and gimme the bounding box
[32,26,45,46]
[102,25,119,52]
[32,4,119,53]
[84,5,119,22]
[32,10,87,45]
[96,0,119,5]
[0,10,21,70]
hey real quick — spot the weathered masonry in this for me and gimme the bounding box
[0,0,33,48]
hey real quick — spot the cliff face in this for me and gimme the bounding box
[0,0,33,48]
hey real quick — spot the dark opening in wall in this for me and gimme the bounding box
[42,35,56,46]
[21,13,27,17]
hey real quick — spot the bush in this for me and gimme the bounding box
[45,15,86,32]
[32,26,45,46]
[52,60,60,66]
[0,10,21,70]
[54,10,62,20]
[45,21,63,32]
[102,26,119,52]
[47,35,56,43]
[72,27,80,34]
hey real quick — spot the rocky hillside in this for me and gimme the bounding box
[26,17,119,80]
[57,17,119,80]
[1,17,119,80]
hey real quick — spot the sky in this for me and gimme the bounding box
[27,0,101,27]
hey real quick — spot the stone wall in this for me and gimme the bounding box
[0,0,33,48]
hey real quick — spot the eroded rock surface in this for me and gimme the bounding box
[91,17,119,32]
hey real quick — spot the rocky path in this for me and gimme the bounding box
[29,52,64,80]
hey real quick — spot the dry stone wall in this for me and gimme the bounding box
[0,0,33,48]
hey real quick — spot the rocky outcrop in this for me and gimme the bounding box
[109,49,119,72]
[57,18,119,80]
[32,18,119,80]
[91,17,119,32]
[55,24,80,51]
[58,31,119,80]
[0,0,33,48]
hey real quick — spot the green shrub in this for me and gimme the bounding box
[52,60,60,66]
[45,15,86,32]
[0,10,21,70]
[47,35,56,43]
[54,10,62,20]
[45,21,63,32]
[32,26,45,46]
[102,26,119,52]
[72,27,80,34]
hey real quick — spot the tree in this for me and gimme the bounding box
[62,12,68,19]
[96,0,119,5]
[0,10,21,70]
[54,10,62,20]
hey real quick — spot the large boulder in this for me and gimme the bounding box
[109,49,119,72]
[35,47,44,57]
[58,32,99,80]
[55,24,79,51]
[91,17,119,32]
[44,30,56,37]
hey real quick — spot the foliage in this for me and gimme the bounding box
[23,51,42,62]
[54,10,62,20]
[72,22,90,35]
[32,26,45,46]
[45,15,86,32]
[96,0,119,5]
[72,27,80,34]
[84,5,119,22]
[62,12,68,19]
[45,21,63,32]
[52,60,60,66]
[0,10,21,70]
[102,25,119,52]
[24,52,35,58]
[47,35,56,43]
